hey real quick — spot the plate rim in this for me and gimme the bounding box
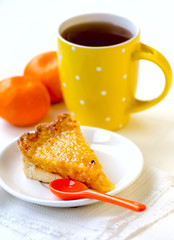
[0,126,144,207]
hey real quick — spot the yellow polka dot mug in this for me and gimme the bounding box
[57,13,172,130]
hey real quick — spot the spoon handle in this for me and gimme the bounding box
[83,190,146,212]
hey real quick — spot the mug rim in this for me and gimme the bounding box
[57,13,140,49]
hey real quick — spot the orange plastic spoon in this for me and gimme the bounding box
[49,179,146,212]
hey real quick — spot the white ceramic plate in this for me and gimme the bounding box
[0,126,143,207]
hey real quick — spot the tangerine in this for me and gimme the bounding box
[0,76,50,126]
[24,51,63,104]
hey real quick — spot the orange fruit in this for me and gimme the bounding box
[24,51,63,104]
[0,76,50,126]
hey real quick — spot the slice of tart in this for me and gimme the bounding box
[17,113,115,193]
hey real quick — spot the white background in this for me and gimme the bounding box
[0,0,174,239]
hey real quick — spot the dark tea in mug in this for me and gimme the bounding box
[61,22,133,47]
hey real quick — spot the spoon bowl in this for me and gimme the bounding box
[49,179,146,212]
[50,179,88,200]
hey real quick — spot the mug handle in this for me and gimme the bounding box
[129,43,172,113]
